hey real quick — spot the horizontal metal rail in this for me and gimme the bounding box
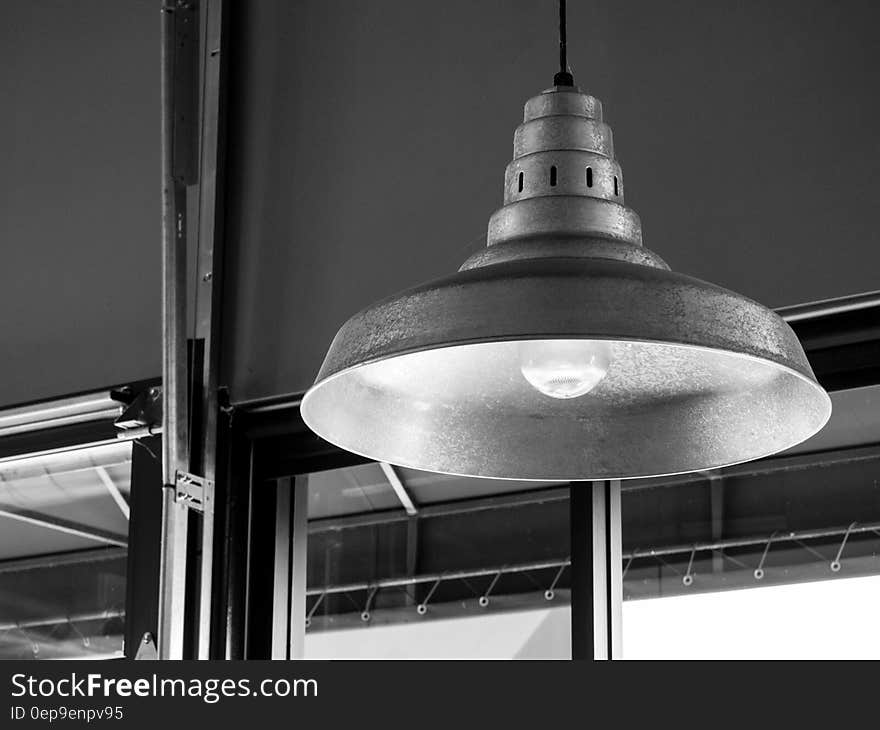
[0,547,126,575]
[0,392,123,438]
[306,558,569,597]
[306,520,880,597]
[777,289,880,323]
[0,609,125,632]
[629,521,880,560]
[0,431,161,472]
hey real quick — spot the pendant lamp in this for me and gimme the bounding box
[301,2,831,481]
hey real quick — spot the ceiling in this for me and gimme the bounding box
[1,1,877,408]
[221,0,880,402]
[0,0,159,408]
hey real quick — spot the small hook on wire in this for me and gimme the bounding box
[682,546,697,586]
[545,560,569,601]
[305,592,326,629]
[479,570,503,607]
[417,577,443,615]
[15,625,39,659]
[831,522,857,573]
[622,553,636,580]
[754,531,778,580]
[360,586,379,622]
[68,619,90,648]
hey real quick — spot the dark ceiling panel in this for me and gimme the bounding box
[221,0,880,404]
[0,0,160,408]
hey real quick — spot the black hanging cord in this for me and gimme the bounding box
[554,0,575,86]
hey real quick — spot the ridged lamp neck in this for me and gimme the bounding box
[460,87,668,273]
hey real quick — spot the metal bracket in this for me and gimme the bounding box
[174,471,214,512]
[114,386,163,432]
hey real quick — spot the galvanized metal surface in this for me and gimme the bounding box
[302,85,831,480]
[0,392,123,438]
[191,0,229,661]
[159,0,193,661]
[312,259,816,381]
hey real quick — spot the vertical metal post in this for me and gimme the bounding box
[570,480,623,659]
[270,475,309,659]
[192,0,228,660]
[159,0,228,660]
[159,0,194,661]
[271,478,292,659]
[288,475,309,659]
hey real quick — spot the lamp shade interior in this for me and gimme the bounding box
[301,338,831,481]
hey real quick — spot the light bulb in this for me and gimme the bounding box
[519,340,610,399]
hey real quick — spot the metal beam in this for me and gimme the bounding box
[0,392,122,438]
[0,547,126,575]
[289,476,309,659]
[271,476,309,659]
[304,558,571,597]
[379,462,418,515]
[271,478,292,659]
[159,0,196,662]
[95,466,130,520]
[0,609,125,633]
[570,481,622,660]
[778,289,880,322]
[308,484,569,534]
[0,507,126,547]
[191,0,229,661]
[159,0,229,661]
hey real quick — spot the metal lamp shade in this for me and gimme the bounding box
[301,258,830,480]
[301,86,831,480]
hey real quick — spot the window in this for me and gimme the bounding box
[303,463,567,659]
[0,442,132,659]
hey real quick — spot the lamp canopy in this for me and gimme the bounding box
[301,78,830,481]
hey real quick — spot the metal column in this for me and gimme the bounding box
[191,0,229,661]
[271,476,309,659]
[159,0,229,660]
[570,480,623,660]
[159,0,195,661]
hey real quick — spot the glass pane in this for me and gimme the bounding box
[305,466,570,659]
[0,442,131,659]
[623,576,880,659]
[621,384,880,658]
